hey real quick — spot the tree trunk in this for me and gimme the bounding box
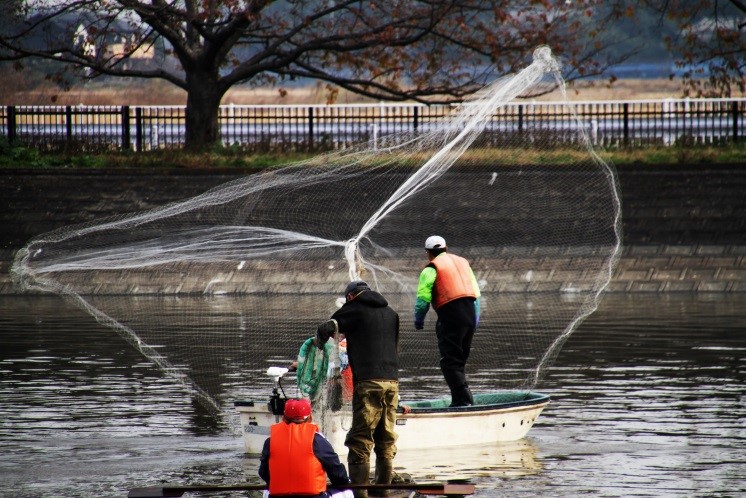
[184,71,224,150]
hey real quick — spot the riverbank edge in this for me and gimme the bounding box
[2,164,744,294]
[2,244,744,295]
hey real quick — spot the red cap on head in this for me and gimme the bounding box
[284,398,312,422]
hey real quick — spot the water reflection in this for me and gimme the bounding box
[394,439,541,481]
[1,293,744,497]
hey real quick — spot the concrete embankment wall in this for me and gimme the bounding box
[1,164,744,294]
[609,164,745,292]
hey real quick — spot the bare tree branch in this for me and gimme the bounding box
[0,0,636,148]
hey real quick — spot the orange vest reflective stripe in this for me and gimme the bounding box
[431,253,477,309]
[268,422,327,496]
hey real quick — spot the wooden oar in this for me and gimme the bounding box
[128,481,475,497]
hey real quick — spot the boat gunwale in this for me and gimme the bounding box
[398,393,550,415]
[234,392,550,415]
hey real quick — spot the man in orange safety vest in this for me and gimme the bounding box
[259,398,353,498]
[414,236,481,407]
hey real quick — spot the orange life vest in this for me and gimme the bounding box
[268,422,327,496]
[342,366,354,401]
[431,253,477,309]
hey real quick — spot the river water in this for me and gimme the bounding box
[0,293,743,497]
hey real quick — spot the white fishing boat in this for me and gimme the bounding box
[234,367,549,456]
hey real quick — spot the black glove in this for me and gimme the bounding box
[316,319,337,348]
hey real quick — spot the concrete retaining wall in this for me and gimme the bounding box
[611,244,746,292]
[2,164,744,294]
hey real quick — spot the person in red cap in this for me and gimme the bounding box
[414,235,481,407]
[259,398,352,498]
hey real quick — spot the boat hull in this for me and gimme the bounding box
[235,391,549,456]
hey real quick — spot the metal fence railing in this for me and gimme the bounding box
[2,99,744,152]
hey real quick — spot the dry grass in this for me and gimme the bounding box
[2,64,706,107]
[3,79,702,115]
[227,78,703,104]
[2,76,380,106]
[542,78,693,101]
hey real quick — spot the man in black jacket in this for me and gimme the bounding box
[317,281,400,498]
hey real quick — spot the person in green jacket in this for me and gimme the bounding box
[414,236,481,407]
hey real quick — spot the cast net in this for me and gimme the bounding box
[11,47,621,430]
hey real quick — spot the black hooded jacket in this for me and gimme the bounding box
[331,289,400,382]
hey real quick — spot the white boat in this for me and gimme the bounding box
[234,368,549,456]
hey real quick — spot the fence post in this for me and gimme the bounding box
[413,106,418,132]
[135,107,143,152]
[66,106,73,147]
[308,106,314,151]
[122,106,131,150]
[733,101,740,143]
[518,104,524,134]
[623,103,629,147]
[6,106,16,144]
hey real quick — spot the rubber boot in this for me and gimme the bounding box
[450,383,473,407]
[463,383,474,405]
[348,462,370,498]
[442,369,468,406]
[369,459,394,496]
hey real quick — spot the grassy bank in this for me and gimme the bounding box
[2,142,745,171]
[0,145,314,171]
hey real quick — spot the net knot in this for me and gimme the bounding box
[344,239,365,281]
[533,45,560,73]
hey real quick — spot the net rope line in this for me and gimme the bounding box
[347,47,560,281]
[10,46,623,424]
[14,48,558,279]
[13,258,224,415]
[524,58,624,387]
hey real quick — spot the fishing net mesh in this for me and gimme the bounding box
[11,47,622,430]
